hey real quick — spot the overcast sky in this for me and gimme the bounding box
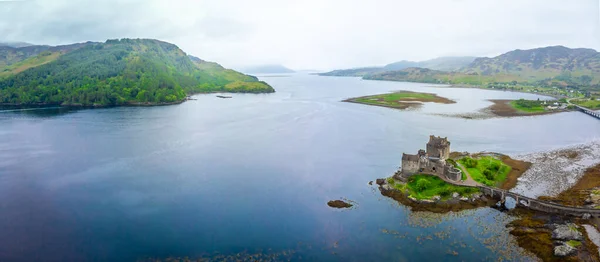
[0,0,599,70]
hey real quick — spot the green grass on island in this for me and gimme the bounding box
[572,98,600,110]
[388,175,479,201]
[346,91,455,110]
[459,156,512,187]
[509,99,547,113]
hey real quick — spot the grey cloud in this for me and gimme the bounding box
[0,0,598,70]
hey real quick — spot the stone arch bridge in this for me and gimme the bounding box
[574,105,600,120]
[478,186,600,218]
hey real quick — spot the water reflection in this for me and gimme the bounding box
[0,106,80,118]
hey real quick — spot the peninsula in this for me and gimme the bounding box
[0,39,274,107]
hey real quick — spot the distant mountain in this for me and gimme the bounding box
[417,56,477,71]
[0,42,34,48]
[318,67,383,77]
[0,39,274,106]
[382,60,420,71]
[462,46,599,85]
[242,64,295,74]
[319,56,475,76]
[365,46,600,89]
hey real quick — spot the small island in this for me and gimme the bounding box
[378,136,496,210]
[343,91,455,110]
[376,136,600,260]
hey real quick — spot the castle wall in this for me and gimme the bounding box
[401,159,420,175]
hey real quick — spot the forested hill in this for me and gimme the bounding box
[0,39,274,106]
[461,46,600,86]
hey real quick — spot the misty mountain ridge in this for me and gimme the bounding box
[320,56,476,76]
[241,64,295,74]
[0,42,35,48]
[322,46,600,89]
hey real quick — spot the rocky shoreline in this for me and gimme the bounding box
[507,210,600,261]
[375,178,495,213]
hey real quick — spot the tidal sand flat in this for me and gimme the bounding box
[436,99,572,120]
[343,91,455,110]
[511,140,600,199]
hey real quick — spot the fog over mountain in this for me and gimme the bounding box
[0,0,598,70]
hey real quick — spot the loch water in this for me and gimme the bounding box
[1,74,600,261]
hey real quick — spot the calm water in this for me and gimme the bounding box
[1,74,600,261]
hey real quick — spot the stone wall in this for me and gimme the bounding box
[401,159,420,175]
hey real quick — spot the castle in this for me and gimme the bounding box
[396,135,462,182]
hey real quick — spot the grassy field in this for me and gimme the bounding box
[388,175,479,200]
[459,156,512,186]
[354,92,436,103]
[347,91,454,110]
[0,51,61,77]
[509,99,546,113]
[572,99,600,109]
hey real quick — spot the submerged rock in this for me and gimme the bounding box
[327,200,353,208]
[552,223,583,241]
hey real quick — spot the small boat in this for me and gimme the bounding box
[216,95,232,99]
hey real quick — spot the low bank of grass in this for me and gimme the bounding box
[388,175,478,200]
[572,99,600,110]
[509,99,546,113]
[459,156,511,186]
[356,92,437,103]
[347,91,455,109]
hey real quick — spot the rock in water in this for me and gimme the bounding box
[554,242,577,257]
[552,224,583,241]
[327,200,353,208]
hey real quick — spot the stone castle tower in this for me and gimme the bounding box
[426,135,450,159]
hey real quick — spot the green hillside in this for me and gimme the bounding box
[0,39,274,106]
[0,42,91,68]
[463,46,600,87]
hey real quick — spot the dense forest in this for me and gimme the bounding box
[0,39,274,106]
